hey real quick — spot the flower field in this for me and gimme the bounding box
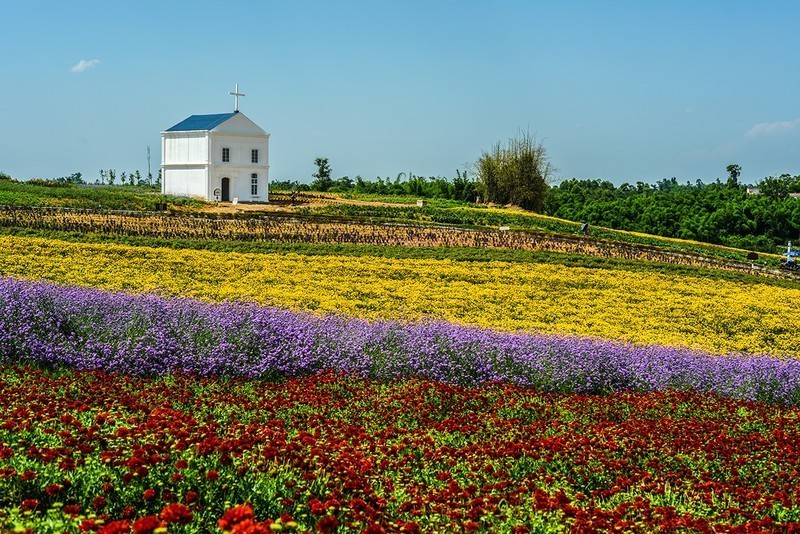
[2,366,800,533]
[0,234,797,355]
[1,218,800,532]
[1,277,799,404]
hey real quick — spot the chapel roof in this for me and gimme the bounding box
[165,113,237,132]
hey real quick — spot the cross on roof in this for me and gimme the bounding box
[229,83,245,112]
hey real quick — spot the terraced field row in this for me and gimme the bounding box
[0,206,778,277]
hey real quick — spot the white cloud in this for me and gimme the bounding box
[746,118,800,138]
[70,59,100,73]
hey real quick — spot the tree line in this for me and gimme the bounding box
[271,157,478,202]
[544,174,800,253]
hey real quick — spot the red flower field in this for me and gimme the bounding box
[1,365,799,532]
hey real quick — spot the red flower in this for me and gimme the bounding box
[78,519,97,532]
[230,519,272,534]
[19,499,39,512]
[46,483,62,496]
[0,467,17,479]
[142,488,157,501]
[175,459,189,470]
[0,445,13,459]
[60,458,76,471]
[20,469,37,481]
[218,504,256,530]
[63,504,82,516]
[170,472,184,483]
[464,520,480,533]
[362,525,386,534]
[93,495,107,510]
[308,498,326,515]
[316,515,338,533]
[185,491,199,504]
[79,519,96,532]
[121,506,137,520]
[160,502,194,525]
[98,520,130,534]
[350,498,368,511]
[206,469,220,482]
[132,515,162,534]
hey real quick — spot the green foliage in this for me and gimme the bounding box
[727,164,741,188]
[342,172,477,201]
[759,173,800,200]
[544,176,800,253]
[25,179,72,188]
[0,180,204,211]
[275,171,477,201]
[311,157,334,191]
[56,172,84,184]
[476,130,553,211]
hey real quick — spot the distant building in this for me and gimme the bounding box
[161,87,269,202]
[789,193,800,199]
[746,186,760,195]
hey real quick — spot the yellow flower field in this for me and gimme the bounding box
[0,234,797,356]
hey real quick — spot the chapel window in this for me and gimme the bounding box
[251,174,258,196]
[222,148,230,162]
[251,149,259,163]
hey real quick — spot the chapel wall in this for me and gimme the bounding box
[162,168,208,198]
[163,133,208,165]
[209,134,268,167]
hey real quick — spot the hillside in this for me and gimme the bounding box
[0,180,791,274]
[2,182,800,532]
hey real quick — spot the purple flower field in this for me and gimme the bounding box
[1,276,799,404]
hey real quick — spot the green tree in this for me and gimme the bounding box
[108,169,116,186]
[476,130,554,212]
[311,157,334,192]
[726,164,741,188]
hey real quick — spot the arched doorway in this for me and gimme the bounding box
[221,177,230,201]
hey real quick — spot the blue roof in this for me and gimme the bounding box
[166,113,237,132]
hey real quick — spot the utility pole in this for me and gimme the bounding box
[147,146,152,186]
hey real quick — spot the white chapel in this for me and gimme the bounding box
[161,85,269,202]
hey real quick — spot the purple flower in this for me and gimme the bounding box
[1,276,799,405]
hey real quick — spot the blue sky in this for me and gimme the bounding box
[1,1,799,186]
